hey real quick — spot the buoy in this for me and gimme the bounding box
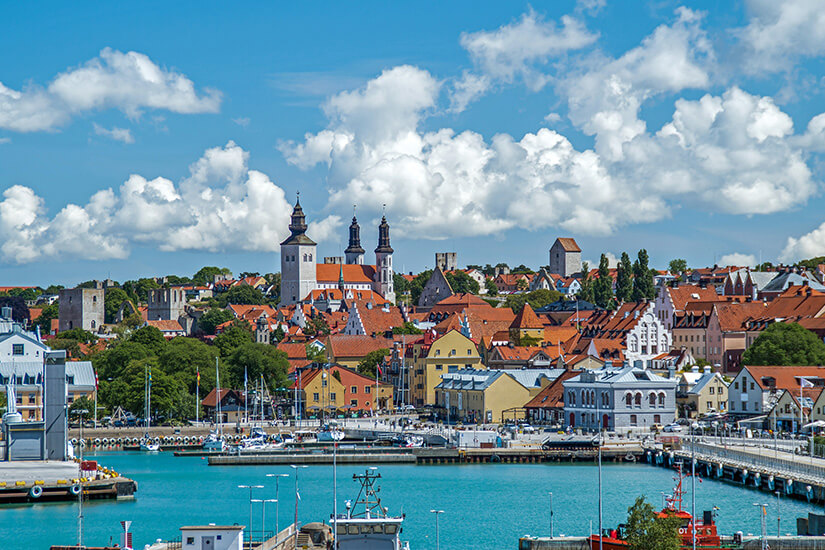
[184,436,191,444]
[807,485,813,502]
[768,475,775,491]
[69,484,81,496]
[754,473,761,487]
[785,479,793,495]
[93,438,101,446]
[29,485,43,499]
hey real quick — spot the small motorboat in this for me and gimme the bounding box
[140,441,160,452]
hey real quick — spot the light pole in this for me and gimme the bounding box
[291,465,308,550]
[549,492,554,539]
[691,422,698,550]
[430,510,444,550]
[775,491,781,536]
[238,484,263,540]
[266,473,290,545]
[251,498,277,542]
[753,503,768,550]
[74,408,88,548]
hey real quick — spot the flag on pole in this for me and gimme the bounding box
[196,367,200,384]
[94,370,99,390]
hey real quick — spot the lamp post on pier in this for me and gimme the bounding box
[238,484,263,541]
[430,510,444,550]
[251,498,277,543]
[266,473,290,545]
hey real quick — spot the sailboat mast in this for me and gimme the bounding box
[215,356,222,435]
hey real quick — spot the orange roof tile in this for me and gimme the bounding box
[524,370,580,409]
[666,284,721,311]
[327,334,392,359]
[315,264,376,284]
[556,238,581,252]
[510,303,543,330]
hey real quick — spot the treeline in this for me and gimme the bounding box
[579,250,656,309]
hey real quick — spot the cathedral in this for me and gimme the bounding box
[279,197,395,306]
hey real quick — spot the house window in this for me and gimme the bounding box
[313,392,319,402]
[630,415,637,426]
[707,401,713,410]
[365,386,371,394]
[658,393,665,406]
[654,414,661,424]
[435,350,440,356]
[750,382,755,390]
[12,344,23,355]
[742,401,747,411]
[330,392,336,401]
[649,393,656,406]
[351,386,358,394]
[467,349,472,355]
[734,382,739,390]
[351,399,358,407]
[709,387,714,395]
[625,393,632,407]
[435,365,442,370]
[634,393,641,407]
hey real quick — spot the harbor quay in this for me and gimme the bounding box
[519,536,825,550]
[645,437,825,504]
[0,460,136,505]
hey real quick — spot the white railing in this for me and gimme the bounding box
[687,442,825,482]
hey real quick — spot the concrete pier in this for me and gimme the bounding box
[519,536,825,550]
[0,460,137,504]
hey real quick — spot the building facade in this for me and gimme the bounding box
[563,366,677,431]
[58,287,104,332]
[147,287,187,321]
[548,238,582,278]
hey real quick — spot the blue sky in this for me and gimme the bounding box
[4,1,825,286]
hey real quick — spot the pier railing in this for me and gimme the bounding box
[688,442,825,482]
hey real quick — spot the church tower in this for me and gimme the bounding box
[344,209,365,265]
[374,215,395,304]
[280,196,317,306]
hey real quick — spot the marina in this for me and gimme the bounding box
[3,451,825,549]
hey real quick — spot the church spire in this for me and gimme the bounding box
[345,204,365,261]
[375,211,393,254]
[338,263,345,292]
[280,191,316,246]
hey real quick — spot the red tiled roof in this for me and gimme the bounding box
[666,284,721,311]
[29,307,43,321]
[315,264,377,284]
[201,388,245,407]
[327,334,392,358]
[351,302,405,335]
[555,238,581,252]
[510,303,542,330]
[743,366,825,391]
[713,301,766,332]
[146,320,184,332]
[524,370,580,409]
[277,342,308,359]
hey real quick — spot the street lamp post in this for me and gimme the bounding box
[291,465,308,550]
[549,492,554,539]
[753,503,768,550]
[238,484,263,541]
[266,473,290,545]
[691,422,698,550]
[251,499,277,542]
[430,510,444,550]
[775,491,781,536]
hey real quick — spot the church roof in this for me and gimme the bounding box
[281,198,317,246]
[554,238,581,252]
[316,264,376,284]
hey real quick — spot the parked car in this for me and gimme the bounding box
[663,423,683,433]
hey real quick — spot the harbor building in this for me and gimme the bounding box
[563,366,677,431]
[280,198,396,306]
[0,360,95,421]
[58,287,104,332]
[435,367,563,424]
[409,329,483,408]
[0,306,49,363]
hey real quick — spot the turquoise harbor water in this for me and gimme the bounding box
[1,451,823,550]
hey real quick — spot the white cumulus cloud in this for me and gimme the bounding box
[0,48,220,132]
[0,142,339,264]
[93,123,134,143]
[719,253,756,267]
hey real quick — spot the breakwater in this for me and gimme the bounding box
[519,537,825,550]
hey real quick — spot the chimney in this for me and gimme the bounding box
[0,306,11,320]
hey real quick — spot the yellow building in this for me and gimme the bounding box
[294,367,345,416]
[676,370,729,418]
[410,329,482,407]
[434,368,558,423]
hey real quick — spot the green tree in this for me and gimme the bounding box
[129,325,167,355]
[624,496,680,550]
[56,328,98,344]
[225,343,289,390]
[516,278,529,292]
[199,308,233,335]
[44,284,64,295]
[157,337,220,394]
[104,288,131,324]
[594,254,614,309]
[668,259,688,275]
[512,264,534,274]
[444,271,480,294]
[393,273,409,296]
[219,285,264,306]
[121,278,160,303]
[306,343,327,363]
[48,339,82,358]
[392,322,423,335]
[304,316,331,338]
[408,270,433,305]
[69,395,95,415]
[357,349,390,378]
[485,278,499,296]
[616,252,633,303]
[273,326,286,343]
[506,289,563,312]
[578,261,595,303]
[93,340,155,381]
[742,322,825,366]
[632,249,655,301]
[213,323,254,357]
[33,303,59,334]
[193,266,232,286]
